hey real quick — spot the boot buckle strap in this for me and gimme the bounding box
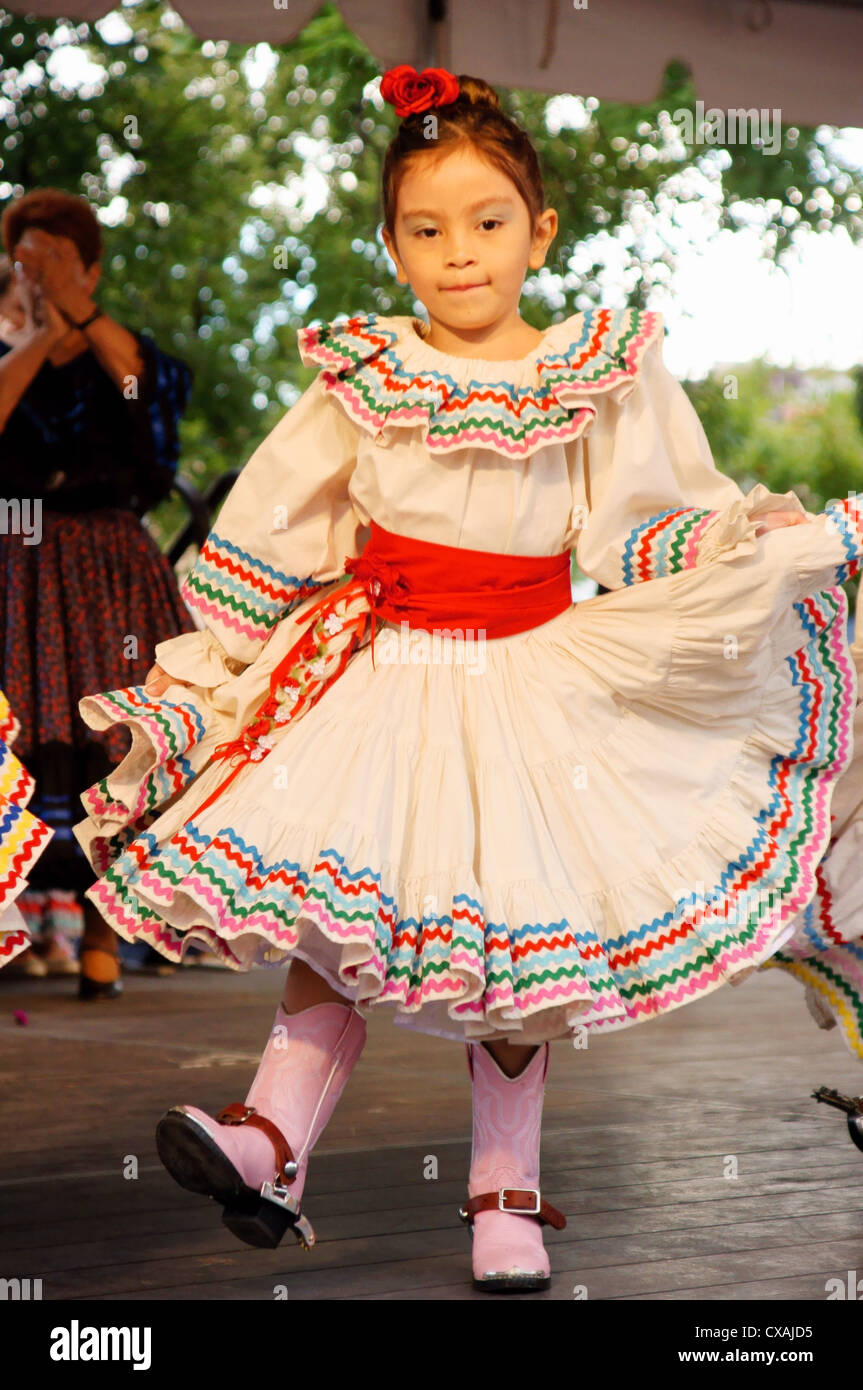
[458,1188,567,1231]
[500,1186,540,1215]
[216,1102,256,1124]
[215,1102,299,1183]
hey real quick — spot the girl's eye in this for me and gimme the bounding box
[415,219,501,238]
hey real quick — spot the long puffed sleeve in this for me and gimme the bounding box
[153,372,363,685]
[571,331,809,590]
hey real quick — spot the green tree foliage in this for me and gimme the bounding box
[684,366,863,510]
[684,366,861,608]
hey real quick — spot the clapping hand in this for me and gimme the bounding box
[0,268,68,349]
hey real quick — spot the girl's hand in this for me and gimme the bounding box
[143,663,193,698]
[754,509,810,537]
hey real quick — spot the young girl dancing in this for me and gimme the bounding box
[63,68,863,1294]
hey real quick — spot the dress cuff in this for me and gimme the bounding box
[74,682,235,875]
[618,484,811,585]
[696,485,810,568]
[153,628,248,688]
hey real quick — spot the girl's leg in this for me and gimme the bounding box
[282,956,352,1014]
[158,959,367,1250]
[284,963,538,1076]
[37,890,82,975]
[482,1039,540,1078]
[80,896,120,985]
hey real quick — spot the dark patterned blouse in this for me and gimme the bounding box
[0,330,193,515]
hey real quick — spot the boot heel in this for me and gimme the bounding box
[222,1198,293,1249]
[222,1192,315,1251]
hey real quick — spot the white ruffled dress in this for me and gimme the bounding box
[56,308,863,1052]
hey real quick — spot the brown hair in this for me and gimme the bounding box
[0,254,13,299]
[381,74,546,249]
[1,187,103,269]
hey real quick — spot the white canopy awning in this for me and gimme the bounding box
[7,0,863,128]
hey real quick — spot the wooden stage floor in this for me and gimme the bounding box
[1,963,861,1301]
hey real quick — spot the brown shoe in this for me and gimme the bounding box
[4,947,48,978]
[79,946,122,1000]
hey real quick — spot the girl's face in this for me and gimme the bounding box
[382,144,556,338]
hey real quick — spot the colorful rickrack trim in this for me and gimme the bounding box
[180,530,327,656]
[824,495,863,584]
[0,688,53,940]
[0,688,20,746]
[620,506,719,585]
[73,688,215,875]
[296,308,664,459]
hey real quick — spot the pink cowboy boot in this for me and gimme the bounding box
[156,1000,366,1250]
[459,1039,566,1292]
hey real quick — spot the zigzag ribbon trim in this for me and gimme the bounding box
[0,689,54,947]
[621,506,719,585]
[297,308,663,458]
[181,532,325,648]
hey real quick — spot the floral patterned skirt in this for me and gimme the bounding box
[0,507,195,899]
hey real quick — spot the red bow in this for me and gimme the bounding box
[344,551,410,668]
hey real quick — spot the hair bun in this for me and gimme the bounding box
[456,75,502,112]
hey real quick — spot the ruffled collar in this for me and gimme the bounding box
[297,307,662,459]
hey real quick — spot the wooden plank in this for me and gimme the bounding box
[6,1175,863,1297]
[3,1172,863,1284]
[2,1144,859,1244]
[40,1233,863,1303]
[7,1191,863,1277]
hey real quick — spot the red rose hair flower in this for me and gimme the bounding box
[380,64,461,118]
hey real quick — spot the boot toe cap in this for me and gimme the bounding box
[470,1211,550,1280]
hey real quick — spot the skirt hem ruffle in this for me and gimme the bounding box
[0,691,54,963]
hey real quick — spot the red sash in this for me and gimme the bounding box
[186,522,572,823]
[345,520,572,661]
